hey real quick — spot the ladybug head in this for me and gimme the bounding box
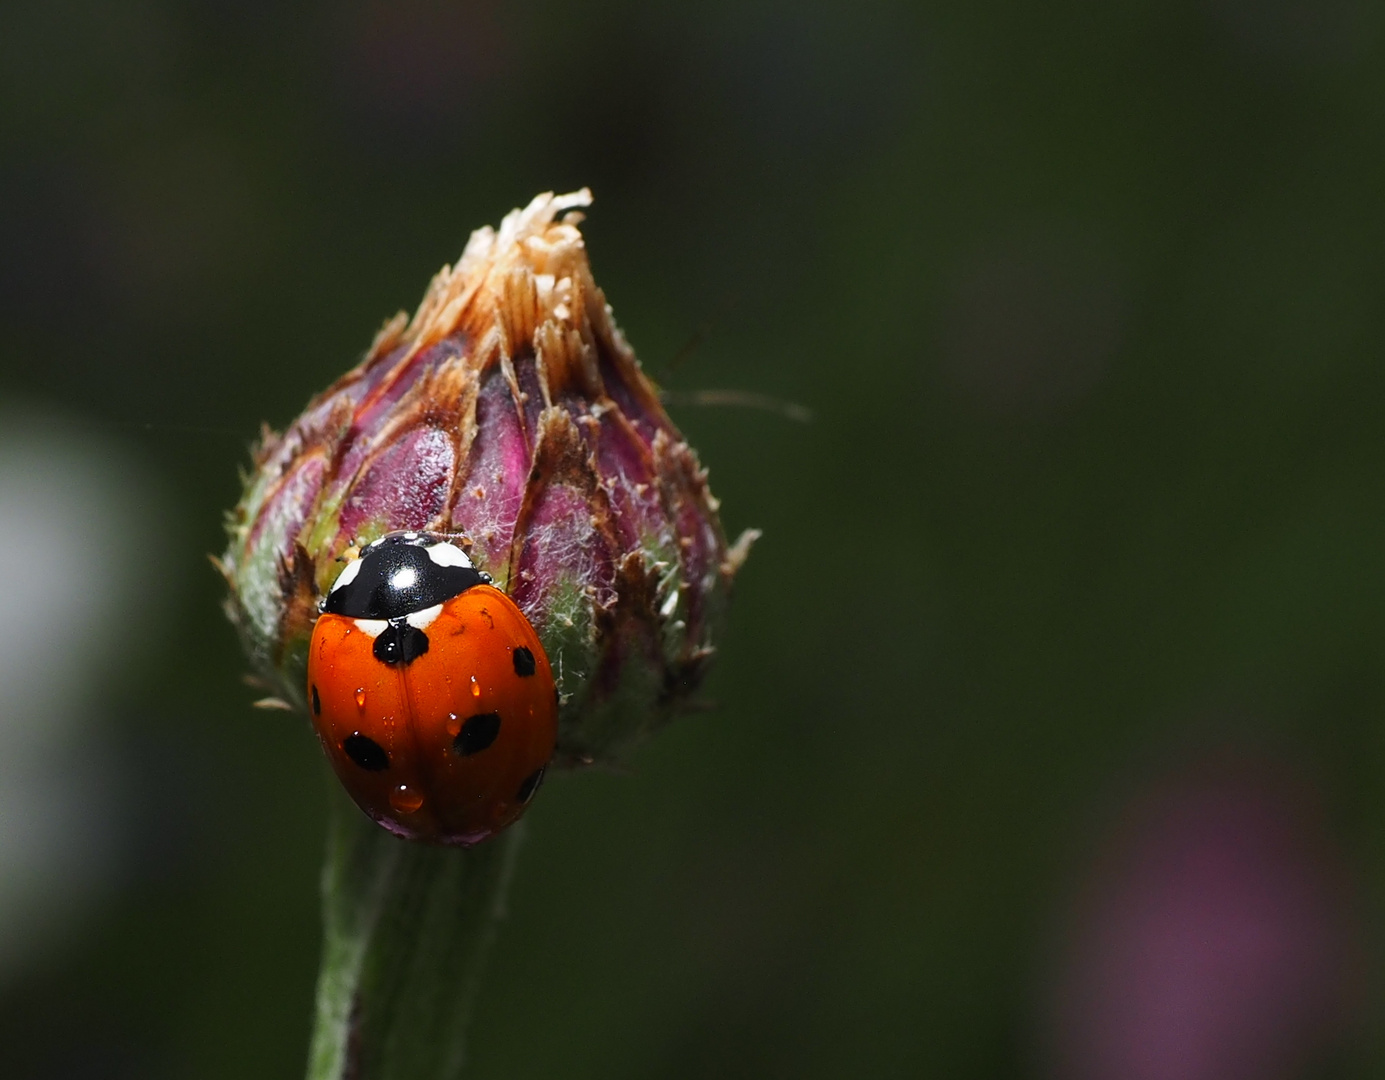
[323,532,485,620]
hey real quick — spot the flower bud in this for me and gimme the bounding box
[222,190,755,766]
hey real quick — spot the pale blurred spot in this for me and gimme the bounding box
[1044,753,1360,1080]
[941,229,1124,419]
[0,405,168,982]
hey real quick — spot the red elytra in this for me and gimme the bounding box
[306,533,556,845]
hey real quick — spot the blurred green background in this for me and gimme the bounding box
[3,1,1385,1077]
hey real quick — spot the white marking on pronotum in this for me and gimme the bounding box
[426,541,473,569]
[353,619,388,638]
[406,604,442,631]
[390,566,418,590]
[331,556,363,593]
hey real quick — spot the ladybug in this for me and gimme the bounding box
[306,531,557,845]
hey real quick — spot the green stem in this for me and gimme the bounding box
[307,792,524,1080]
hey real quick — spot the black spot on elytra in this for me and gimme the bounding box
[454,712,501,756]
[517,766,546,805]
[373,621,429,665]
[513,646,536,677]
[343,733,389,772]
[311,684,321,715]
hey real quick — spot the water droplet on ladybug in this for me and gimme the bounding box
[389,784,424,814]
[470,676,481,698]
[445,712,461,736]
[355,688,367,709]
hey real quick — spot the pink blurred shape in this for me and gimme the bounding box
[1047,756,1360,1080]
